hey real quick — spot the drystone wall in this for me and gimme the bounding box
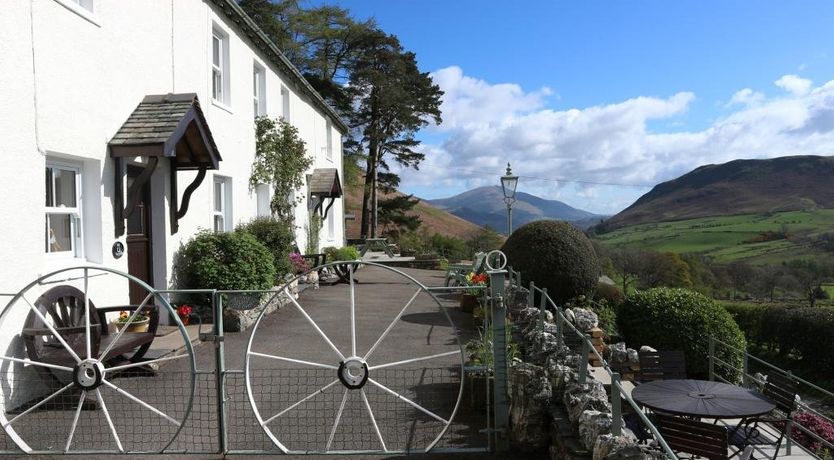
[504,286,665,459]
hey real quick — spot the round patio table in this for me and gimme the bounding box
[632,379,775,419]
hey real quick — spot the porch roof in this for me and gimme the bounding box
[109,93,221,170]
[309,168,343,198]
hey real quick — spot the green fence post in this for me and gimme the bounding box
[742,352,749,387]
[528,281,535,309]
[611,373,622,436]
[579,335,590,384]
[786,370,793,455]
[539,288,547,332]
[708,336,715,382]
[489,268,510,451]
[555,309,563,345]
[214,293,227,454]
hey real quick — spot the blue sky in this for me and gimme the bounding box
[316,1,834,214]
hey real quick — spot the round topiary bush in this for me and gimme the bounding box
[501,220,599,304]
[175,231,276,319]
[236,217,294,279]
[617,287,746,380]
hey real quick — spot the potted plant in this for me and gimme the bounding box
[115,309,151,333]
[176,304,193,326]
[460,272,488,313]
[289,252,310,282]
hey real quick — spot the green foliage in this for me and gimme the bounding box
[429,233,468,261]
[175,231,276,319]
[501,220,600,304]
[235,217,294,279]
[591,300,620,340]
[618,288,746,380]
[595,282,624,304]
[720,301,768,344]
[323,245,360,262]
[249,117,312,223]
[379,194,421,237]
[467,226,505,254]
[305,214,322,254]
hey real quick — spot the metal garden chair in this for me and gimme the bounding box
[443,252,486,287]
[638,350,687,382]
[729,372,799,460]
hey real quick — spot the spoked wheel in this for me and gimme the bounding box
[0,266,196,454]
[245,261,464,454]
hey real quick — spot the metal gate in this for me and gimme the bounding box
[0,259,510,455]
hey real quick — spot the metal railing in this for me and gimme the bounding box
[710,336,834,458]
[506,267,677,459]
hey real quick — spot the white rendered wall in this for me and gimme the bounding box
[0,0,345,402]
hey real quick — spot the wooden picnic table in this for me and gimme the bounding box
[359,238,395,257]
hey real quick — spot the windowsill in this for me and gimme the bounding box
[52,0,102,27]
[38,257,108,284]
[211,99,234,114]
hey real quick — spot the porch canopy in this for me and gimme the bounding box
[308,168,342,219]
[109,93,221,235]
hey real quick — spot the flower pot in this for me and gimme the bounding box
[116,318,149,333]
[460,293,479,313]
[179,315,190,326]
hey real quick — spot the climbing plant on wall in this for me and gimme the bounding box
[249,116,313,224]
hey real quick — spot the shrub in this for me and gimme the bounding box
[595,282,624,304]
[779,412,834,458]
[617,287,746,380]
[236,217,294,279]
[323,245,360,262]
[176,231,276,318]
[720,301,768,344]
[501,220,599,304]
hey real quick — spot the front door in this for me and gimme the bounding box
[126,166,153,304]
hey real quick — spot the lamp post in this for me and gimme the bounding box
[500,162,519,236]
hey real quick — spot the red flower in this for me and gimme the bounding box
[177,304,193,317]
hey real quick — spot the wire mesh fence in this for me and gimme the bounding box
[0,366,488,455]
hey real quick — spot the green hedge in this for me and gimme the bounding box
[236,217,294,279]
[723,302,834,373]
[618,288,746,380]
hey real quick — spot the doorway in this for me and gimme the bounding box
[126,165,154,304]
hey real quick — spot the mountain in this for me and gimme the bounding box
[427,186,603,233]
[343,184,481,240]
[600,155,834,231]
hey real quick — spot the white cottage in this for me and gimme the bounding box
[0,0,347,304]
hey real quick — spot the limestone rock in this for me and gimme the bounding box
[509,362,552,451]
[594,434,656,460]
[606,342,628,364]
[565,308,576,325]
[639,345,657,353]
[523,330,560,366]
[545,361,577,399]
[574,308,599,331]
[626,348,639,366]
[579,410,613,451]
[563,379,611,422]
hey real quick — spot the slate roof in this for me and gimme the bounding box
[309,168,343,197]
[109,93,221,169]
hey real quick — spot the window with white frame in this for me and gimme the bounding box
[253,64,266,117]
[213,176,232,232]
[211,27,230,105]
[255,184,270,217]
[326,119,333,160]
[45,162,83,257]
[280,86,290,122]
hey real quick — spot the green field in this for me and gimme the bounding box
[594,209,834,264]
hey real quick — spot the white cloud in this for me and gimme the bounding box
[727,88,765,107]
[399,68,834,214]
[774,74,812,96]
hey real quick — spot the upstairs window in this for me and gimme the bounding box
[211,27,230,105]
[281,86,290,122]
[45,162,83,257]
[253,64,266,117]
[213,176,232,232]
[326,119,333,160]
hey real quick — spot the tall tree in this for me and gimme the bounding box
[348,30,443,237]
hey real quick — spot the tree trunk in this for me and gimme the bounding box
[360,153,375,238]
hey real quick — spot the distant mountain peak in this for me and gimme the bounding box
[427,187,603,233]
[599,155,834,231]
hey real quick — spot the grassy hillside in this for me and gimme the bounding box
[595,209,834,264]
[343,184,481,240]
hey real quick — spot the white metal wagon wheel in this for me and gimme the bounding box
[245,261,464,454]
[0,266,196,454]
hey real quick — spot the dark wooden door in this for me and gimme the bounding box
[126,166,153,305]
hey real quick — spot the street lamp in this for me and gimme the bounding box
[500,162,519,236]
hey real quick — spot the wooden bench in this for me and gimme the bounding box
[21,285,158,377]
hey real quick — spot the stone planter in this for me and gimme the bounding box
[460,293,479,313]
